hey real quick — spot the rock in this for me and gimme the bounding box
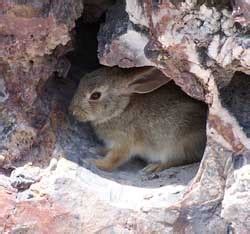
[222,151,250,232]
[0,150,227,233]
[10,163,41,191]
[232,0,250,26]
[98,1,154,67]
[0,0,83,168]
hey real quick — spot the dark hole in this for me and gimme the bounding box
[233,154,244,169]
[220,72,250,137]
[0,91,5,97]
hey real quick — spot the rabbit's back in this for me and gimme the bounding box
[131,82,206,136]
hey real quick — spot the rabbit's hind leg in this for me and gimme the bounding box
[141,161,179,174]
[141,163,160,174]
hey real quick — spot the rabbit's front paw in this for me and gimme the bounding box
[91,158,115,172]
[95,147,109,156]
[91,147,130,172]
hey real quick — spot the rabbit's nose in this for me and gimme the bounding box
[69,104,76,115]
[70,106,82,116]
[68,104,74,114]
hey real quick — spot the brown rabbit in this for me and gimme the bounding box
[69,66,207,173]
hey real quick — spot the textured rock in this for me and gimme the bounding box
[0,0,249,233]
[232,0,250,26]
[0,138,229,233]
[0,0,83,168]
[222,151,250,232]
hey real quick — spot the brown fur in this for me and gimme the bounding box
[69,66,207,173]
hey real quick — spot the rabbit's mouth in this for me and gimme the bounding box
[69,105,90,122]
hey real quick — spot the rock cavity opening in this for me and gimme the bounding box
[33,2,208,209]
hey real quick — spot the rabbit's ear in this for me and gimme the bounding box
[126,67,171,94]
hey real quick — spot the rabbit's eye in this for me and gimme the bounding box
[90,92,101,100]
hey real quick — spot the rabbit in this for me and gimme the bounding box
[69,66,207,173]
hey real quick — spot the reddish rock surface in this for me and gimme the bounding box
[0,0,82,168]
